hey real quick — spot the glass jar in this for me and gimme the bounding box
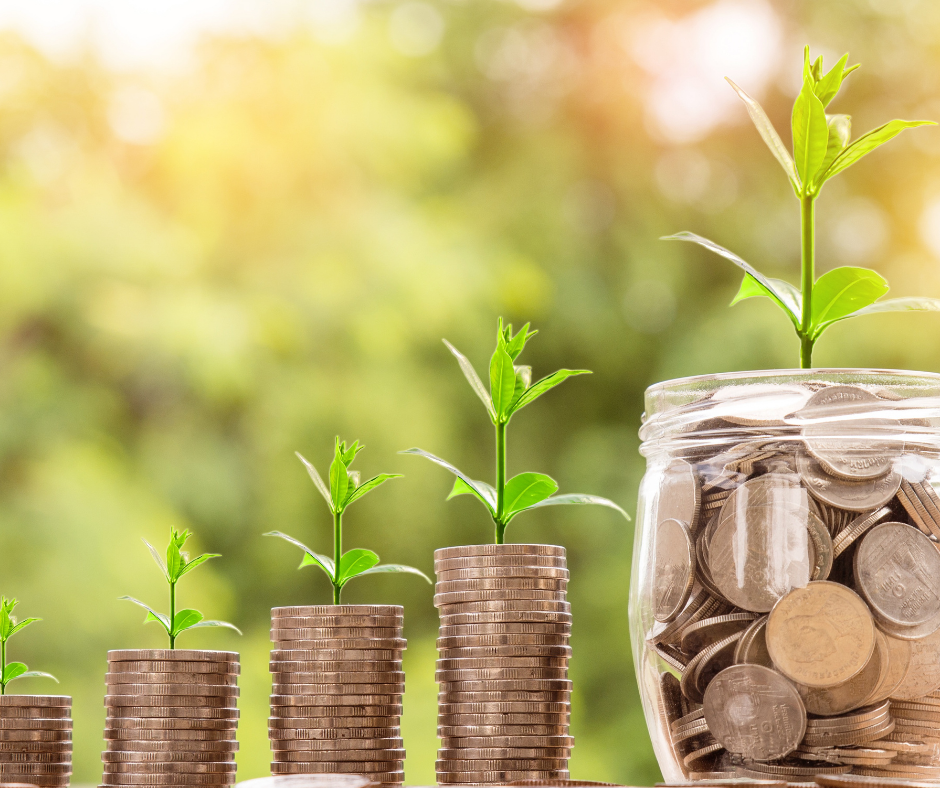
[629,369,940,783]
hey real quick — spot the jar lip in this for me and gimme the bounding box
[640,367,940,453]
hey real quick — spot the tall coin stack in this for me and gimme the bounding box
[434,544,573,785]
[101,649,240,788]
[0,695,72,788]
[268,605,406,785]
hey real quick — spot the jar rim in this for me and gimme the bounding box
[639,367,940,454]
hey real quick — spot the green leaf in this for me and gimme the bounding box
[817,114,852,182]
[8,618,40,638]
[341,440,362,466]
[11,669,57,685]
[730,274,803,331]
[358,563,432,583]
[337,548,380,585]
[2,662,28,683]
[143,539,169,581]
[726,78,800,192]
[400,448,496,516]
[792,75,829,188]
[810,267,889,337]
[329,438,349,511]
[814,53,850,107]
[264,531,336,578]
[510,369,591,415]
[442,339,496,421]
[819,119,936,184]
[0,598,15,641]
[187,620,242,635]
[171,608,204,636]
[502,473,558,518]
[527,493,631,520]
[166,530,187,582]
[489,343,517,421]
[852,296,940,317]
[296,452,334,513]
[177,553,220,578]
[505,322,536,360]
[447,477,498,512]
[343,473,402,508]
[662,232,801,328]
[119,596,171,636]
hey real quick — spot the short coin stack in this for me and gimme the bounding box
[434,544,573,785]
[0,695,71,788]
[101,649,240,788]
[268,605,406,785]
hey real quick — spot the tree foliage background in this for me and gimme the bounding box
[1,0,940,784]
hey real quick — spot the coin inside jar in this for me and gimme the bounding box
[656,459,701,531]
[766,581,875,688]
[854,522,940,629]
[653,519,696,623]
[702,664,806,760]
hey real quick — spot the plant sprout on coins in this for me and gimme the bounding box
[0,597,57,696]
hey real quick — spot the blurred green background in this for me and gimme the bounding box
[1,0,940,784]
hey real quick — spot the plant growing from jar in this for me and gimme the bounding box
[267,438,431,604]
[664,46,940,368]
[0,597,57,695]
[403,319,627,543]
[121,529,241,648]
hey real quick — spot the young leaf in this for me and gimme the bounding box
[527,493,631,520]
[726,78,800,192]
[505,323,536,360]
[343,473,403,508]
[400,448,496,517]
[813,53,851,107]
[819,119,936,184]
[358,563,432,583]
[443,340,496,421]
[143,539,170,581]
[329,439,349,511]
[792,76,829,188]
[14,670,58,683]
[810,267,889,337]
[171,608,204,636]
[502,472,559,517]
[2,662,28,683]
[0,598,14,641]
[8,618,40,638]
[119,596,172,635]
[730,274,803,331]
[341,440,362,466]
[296,452,334,513]
[662,233,802,326]
[489,343,517,420]
[264,531,336,577]
[851,296,940,317]
[509,369,591,415]
[187,620,242,634]
[166,532,186,582]
[817,114,852,182]
[337,548,381,585]
[447,477,499,512]
[177,553,220,578]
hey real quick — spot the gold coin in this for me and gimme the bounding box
[0,764,71,774]
[107,662,239,675]
[0,742,71,753]
[107,651,238,663]
[888,627,940,699]
[105,762,235,774]
[435,579,567,595]
[0,732,70,743]
[436,567,570,582]
[272,605,401,618]
[796,628,888,715]
[270,648,404,662]
[269,760,402,773]
[0,753,69,764]
[271,737,402,752]
[767,581,875,687]
[434,545,565,560]
[99,777,233,786]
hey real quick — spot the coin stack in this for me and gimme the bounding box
[434,544,573,785]
[268,605,406,785]
[0,695,71,788]
[643,383,940,781]
[101,649,240,788]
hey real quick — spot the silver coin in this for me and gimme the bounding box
[434,545,565,560]
[655,459,701,532]
[271,737,402,752]
[436,567,570,581]
[269,695,399,707]
[103,707,238,719]
[855,522,940,627]
[103,730,233,741]
[435,579,567,594]
[0,699,70,708]
[105,672,238,686]
[272,749,406,762]
[272,606,401,618]
[439,736,574,748]
[268,717,399,729]
[106,684,238,697]
[107,662,239,675]
[270,648,404,662]
[436,657,568,671]
[104,741,237,753]
[0,722,70,732]
[437,601,570,614]
[439,611,572,626]
[269,662,401,675]
[798,452,901,512]
[272,616,402,629]
[102,752,235,763]
[438,624,571,637]
[270,639,406,651]
[269,670,403,684]
[434,591,567,606]
[267,728,398,741]
[437,645,571,659]
[437,713,570,726]
[436,748,571,760]
[438,691,571,704]
[105,719,237,731]
[105,696,235,708]
[653,518,696,623]
[272,628,401,640]
[437,725,570,737]
[0,708,71,719]
[434,556,567,573]
[269,706,402,718]
[108,651,237,663]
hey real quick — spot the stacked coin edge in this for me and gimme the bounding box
[0,694,72,788]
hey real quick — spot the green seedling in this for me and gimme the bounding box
[664,46,940,368]
[121,528,241,649]
[267,440,431,604]
[403,319,628,544]
[0,597,57,696]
